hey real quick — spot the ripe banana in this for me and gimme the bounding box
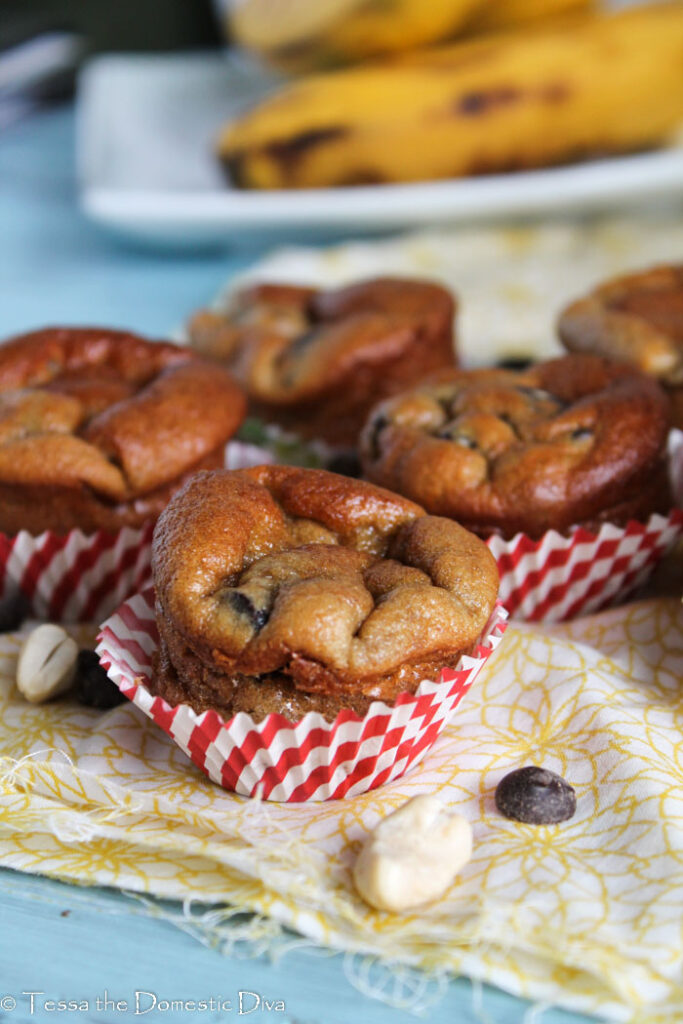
[219,2,683,190]
[469,0,594,34]
[228,0,484,72]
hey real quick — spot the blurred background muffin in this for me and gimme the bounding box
[188,276,457,446]
[558,264,683,428]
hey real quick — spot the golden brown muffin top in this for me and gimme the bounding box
[0,327,247,501]
[558,264,683,385]
[360,354,671,539]
[187,276,455,405]
[152,465,498,696]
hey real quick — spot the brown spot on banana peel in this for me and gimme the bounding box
[221,152,249,188]
[222,126,349,188]
[458,87,521,115]
[456,82,570,116]
[334,169,388,186]
[265,126,348,170]
[540,82,571,104]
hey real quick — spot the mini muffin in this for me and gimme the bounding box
[359,354,672,539]
[187,276,456,447]
[150,465,498,722]
[558,264,683,429]
[0,327,247,534]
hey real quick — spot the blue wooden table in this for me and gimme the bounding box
[0,107,597,1024]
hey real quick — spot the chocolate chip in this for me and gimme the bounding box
[497,412,521,437]
[367,414,389,461]
[285,327,320,358]
[496,356,533,371]
[436,393,457,416]
[225,591,269,631]
[326,452,362,478]
[0,591,30,632]
[495,766,576,824]
[436,423,478,448]
[74,650,126,710]
[277,329,322,386]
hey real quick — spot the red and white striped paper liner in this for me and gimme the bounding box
[489,433,683,622]
[488,509,683,623]
[0,442,273,623]
[96,591,508,802]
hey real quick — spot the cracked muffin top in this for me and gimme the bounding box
[558,264,683,428]
[0,327,247,533]
[359,354,672,539]
[152,465,498,702]
[187,276,456,446]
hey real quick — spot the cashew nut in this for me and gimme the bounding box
[353,795,472,913]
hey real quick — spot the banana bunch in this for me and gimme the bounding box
[227,0,595,73]
[228,0,483,72]
[219,2,683,190]
[468,0,593,33]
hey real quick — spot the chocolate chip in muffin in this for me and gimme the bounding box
[435,423,478,448]
[325,452,362,478]
[224,590,270,632]
[0,591,30,632]
[496,356,533,371]
[285,326,321,358]
[74,650,126,709]
[497,412,522,438]
[367,413,390,460]
[495,766,576,824]
[277,327,324,386]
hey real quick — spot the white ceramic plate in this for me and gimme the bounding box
[77,52,683,249]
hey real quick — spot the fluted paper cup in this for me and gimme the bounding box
[96,592,508,802]
[489,432,683,622]
[487,510,683,623]
[0,441,273,624]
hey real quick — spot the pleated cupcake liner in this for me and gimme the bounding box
[96,592,508,802]
[0,441,274,623]
[489,432,683,621]
[488,509,683,623]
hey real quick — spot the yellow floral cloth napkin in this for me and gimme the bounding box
[1,598,682,1022]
